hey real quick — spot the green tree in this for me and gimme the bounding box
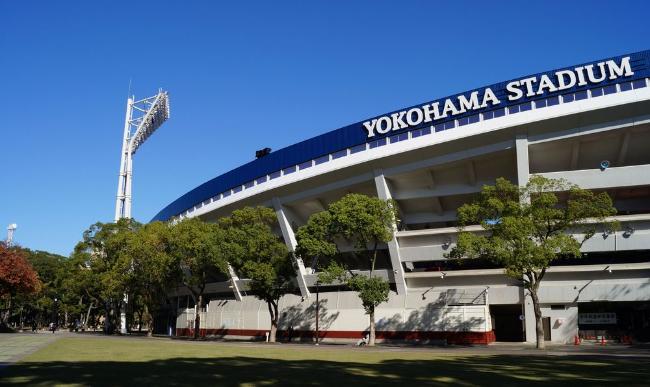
[122,221,176,336]
[296,194,396,346]
[72,219,141,334]
[448,176,616,349]
[64,251,104,330]
[22,248,70,328]
[221,207,291,343]
[168,218,227,339]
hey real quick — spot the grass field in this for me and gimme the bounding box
[1,336,649,386]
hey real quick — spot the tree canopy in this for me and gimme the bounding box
[297,193,397,346]
[0,243,42,329]
[221,206,291,343]
[448,176,617,348]
[121,221,177,335]
[0,244,41,297]
[69,219,141,333]
[167,217,228,338]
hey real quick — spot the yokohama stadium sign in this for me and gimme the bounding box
[362,56,635,138]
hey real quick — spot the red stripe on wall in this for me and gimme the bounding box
[175,328,496,345]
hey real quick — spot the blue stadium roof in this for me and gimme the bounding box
[153,49,650,221]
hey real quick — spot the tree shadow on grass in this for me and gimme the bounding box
[1,354,648,386]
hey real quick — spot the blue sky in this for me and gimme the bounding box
[1,1,649,256]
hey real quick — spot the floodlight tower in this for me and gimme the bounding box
[114,89,170,334]
[115,90,170,221]
[6,224,17,246]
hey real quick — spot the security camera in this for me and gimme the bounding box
[623,226,635,238]
[600,160,610,170]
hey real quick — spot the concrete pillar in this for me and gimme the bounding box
[228,264,243,301]
[523,289,536,343]
[516,133,536,342]
[484,287,492,332]
[515,133,530,187]
[373,170,407,295]
[272,197,311,299]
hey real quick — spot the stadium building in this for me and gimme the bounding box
[154,50,650,344]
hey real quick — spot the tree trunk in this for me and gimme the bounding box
[270,322,277,343]
[529,289,545,349]
[147,317,154,337]
[84,301,95,331]
[368,307,376,346]
[145,305,153,337]
[370,242,378,275]
[267,301,278,343]
[78,296,84,328]
[193,294,202,339]
[103,302,111,334]
[1,296,12,326]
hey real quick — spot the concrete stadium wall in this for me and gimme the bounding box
[176,289,494,344]
[174,268,650,345]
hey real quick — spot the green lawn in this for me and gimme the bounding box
[1,337,648,386]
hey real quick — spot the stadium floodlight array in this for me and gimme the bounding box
[114,89,170,221]
[129,91,171,155]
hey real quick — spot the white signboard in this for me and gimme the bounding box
[579,313,617,325]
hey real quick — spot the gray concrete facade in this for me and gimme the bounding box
[170,78,650,344]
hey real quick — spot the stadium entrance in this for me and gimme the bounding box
[490,304,524,342]
[578,301,650,342]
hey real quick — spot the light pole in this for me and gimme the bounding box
[315,279,320,345]
[114,90,170,334]
[52,297,58,332]
[115,90,170,221]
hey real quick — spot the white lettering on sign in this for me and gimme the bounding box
[362,56,634,138]
[506,57,633,101]
[361,88,500,138]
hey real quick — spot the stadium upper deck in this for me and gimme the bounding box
[154,50,650,223]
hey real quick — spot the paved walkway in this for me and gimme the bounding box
[0,332,59,369]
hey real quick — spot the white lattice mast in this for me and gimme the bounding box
[115,90,170,221]
[6,224,17,246]
[114,89,169,335]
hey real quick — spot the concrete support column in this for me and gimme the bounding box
[523,289,536,343]
[373,170,407,295]
[228,264,243,301]
[484,288,492,332]
[272,197,311,299]
[515,133,530,187]
[516,133,536,342]
[518,135,541,342]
